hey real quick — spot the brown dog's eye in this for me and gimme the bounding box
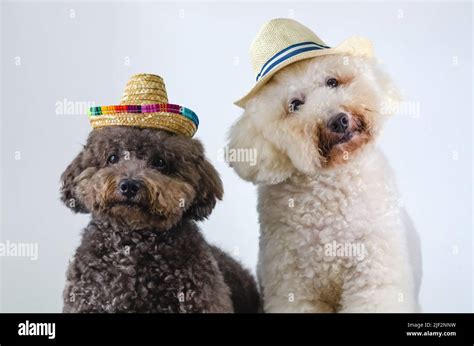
[151,157,167,171]
[107,154,119,165]
[326,78,339,88]
[289,98,304,113]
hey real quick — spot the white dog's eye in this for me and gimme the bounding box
[326,78,339,88]
[289,98,304,113]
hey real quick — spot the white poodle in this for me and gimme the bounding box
[228,54,422,312]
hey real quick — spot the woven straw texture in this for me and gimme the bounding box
[250,18,327,76]
[120,74,169,105]
[235,18,373,107]
[89,73,198,137]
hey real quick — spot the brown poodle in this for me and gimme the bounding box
[60,126,259,313]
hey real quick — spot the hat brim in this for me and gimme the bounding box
[234,37,373,108]
[89,112,198,137]
[88,103,199,137]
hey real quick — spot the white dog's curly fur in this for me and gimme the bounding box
[228,54,422,312]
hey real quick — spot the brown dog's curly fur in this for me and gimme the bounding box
[61,126,259,313]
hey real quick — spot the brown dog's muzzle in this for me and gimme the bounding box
[118,178,142,199]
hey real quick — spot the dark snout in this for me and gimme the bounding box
[328,113,349,133]
[119,178,142,199]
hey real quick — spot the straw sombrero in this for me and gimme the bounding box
[235,18,374,108]
[89,74,199,137]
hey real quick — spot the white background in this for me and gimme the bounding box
[1,1,472,312]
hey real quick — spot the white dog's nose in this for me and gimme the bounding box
[328,113,349,133]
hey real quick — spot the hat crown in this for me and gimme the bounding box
[250,18,327,77]
[120,73,169,105]
[235,18,374,107]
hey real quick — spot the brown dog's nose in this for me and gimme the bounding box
[119,179,141,198]
[328,113,349,133]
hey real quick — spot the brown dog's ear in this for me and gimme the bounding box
[60,148,90,213]
[186,157,224,221]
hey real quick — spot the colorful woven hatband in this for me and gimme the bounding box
[88,74,199,137]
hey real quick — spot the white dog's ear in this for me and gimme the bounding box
[374,63,403,118]
[227,110,294,185]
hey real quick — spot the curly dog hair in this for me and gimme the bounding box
[228,55,421,312]
[61,126,259,313]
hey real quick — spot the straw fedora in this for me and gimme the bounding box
[89,74,199,137]
[235,18,374,108]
